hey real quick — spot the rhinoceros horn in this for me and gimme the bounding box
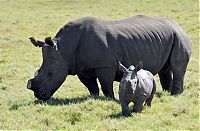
[29,37,44,47]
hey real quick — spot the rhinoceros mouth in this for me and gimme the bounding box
[27,79,53,100]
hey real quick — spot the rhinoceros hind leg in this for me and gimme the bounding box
[78,75,99,96]
[158,65,173,92]
[171,71,184,95]
[169,29,191,95]
[171,58,189,95]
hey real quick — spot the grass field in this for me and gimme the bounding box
[0,0,199,130]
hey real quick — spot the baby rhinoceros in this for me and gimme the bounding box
[119,62,156,116]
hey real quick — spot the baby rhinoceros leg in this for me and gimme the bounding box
[119,94,131,116]
[145,79,156,107]
[145,97,152,107]
[133,103,144,113]
[121,102,131,117]
[133,96,146,113]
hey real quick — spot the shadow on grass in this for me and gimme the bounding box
[108,106,142,119]
[108,112,124,119]
[155,92,162,98]
[9,95,120,110]
[9,96,89,110]
[90,95,120,104]
[33,96,89,106]
[108,111,137,119]
[155,90,172,98]
[33,95,120,106]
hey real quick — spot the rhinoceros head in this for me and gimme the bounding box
[119,62,143,94]
[27,37,68,100]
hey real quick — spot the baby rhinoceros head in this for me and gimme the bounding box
[119,62,143,94]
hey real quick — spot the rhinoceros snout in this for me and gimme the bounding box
[27,79,38,91]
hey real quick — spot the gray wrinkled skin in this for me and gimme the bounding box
[27,15,191,100]
[119,62,156,116]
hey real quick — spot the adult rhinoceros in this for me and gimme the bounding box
[27,15,191,100]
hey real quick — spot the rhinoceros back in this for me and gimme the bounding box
[105,15,177,74]
[55,16,191,76]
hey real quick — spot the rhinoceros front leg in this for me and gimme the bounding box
[95,68,115,99]
[170,43,190,95]
[78,75,99,96]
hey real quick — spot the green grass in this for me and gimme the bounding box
[0,0,199,130]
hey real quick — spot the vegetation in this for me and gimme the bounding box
[0,0,199,130]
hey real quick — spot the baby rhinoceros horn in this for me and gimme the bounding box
[127,80,137,93]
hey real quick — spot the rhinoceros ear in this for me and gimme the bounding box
[119,62,128,73]
[135,61,143,72]
[29,37,44,47]
[45,37,57,50]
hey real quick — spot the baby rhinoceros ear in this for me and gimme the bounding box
[119,62,128,73]
[135,61,143,72]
